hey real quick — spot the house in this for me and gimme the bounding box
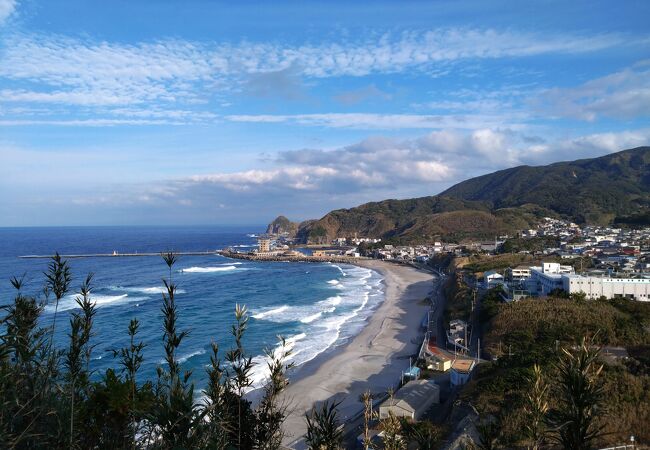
[449,319,468,349]
[378,380,440,420]
[484,270,504,288]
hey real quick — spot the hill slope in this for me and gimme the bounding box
[299,198,549,244]
[441,146,650,224]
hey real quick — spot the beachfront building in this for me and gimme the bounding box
[257,237,271,253]
[529,262,574,296]
[378,380,440,420]
[450,359,476,387]
[421,336,453,371]
[562,274,650,301]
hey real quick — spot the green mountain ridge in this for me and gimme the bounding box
[270,146,650,243]
[441,146,650,224]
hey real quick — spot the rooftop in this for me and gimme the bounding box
[451,359,476,374]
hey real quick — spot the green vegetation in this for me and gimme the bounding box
[499,236,560,254]
[442,146,650,225]
[443,273,474,323]
[0,253,293,449]
[301,195,540,244]
[462,296,650,446]
[305,401,344,450]
[461,253,537,273]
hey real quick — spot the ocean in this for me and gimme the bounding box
[0,226,384,392]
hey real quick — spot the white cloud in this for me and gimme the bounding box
[0,0,16,25]
[537,63,650,121]
[0,28,644,119]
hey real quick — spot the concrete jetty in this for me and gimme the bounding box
[218,249,367,264]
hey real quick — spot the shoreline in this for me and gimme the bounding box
[279,259,434,448]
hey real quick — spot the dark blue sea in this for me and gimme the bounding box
[0,226,383,393]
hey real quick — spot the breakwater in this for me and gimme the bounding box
[218,250,368,264]
[18,251,219,259]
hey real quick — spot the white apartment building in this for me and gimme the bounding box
[562,275,650,301]
[529,262,574,296]
[508,266,531,281]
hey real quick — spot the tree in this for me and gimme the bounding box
[305,400,344,450]
[402,420,442,450]
[381,412,405,450]
[148,252,201,448]
[360,390,375,450]
[547,337,605,450]
[254,336,294,449]
[470,416,501,450]
[523,364,549,450]
[64,274,96,447]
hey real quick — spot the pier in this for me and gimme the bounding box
[18,251,220,259]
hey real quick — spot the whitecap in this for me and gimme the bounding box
[178,349,206,363]
[325,295,342,306]
[300,312,322,324]
[180,265,238,273]
[252,305,290,319]
[109,286,186,295]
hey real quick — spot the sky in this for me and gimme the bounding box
[0,0,649,226]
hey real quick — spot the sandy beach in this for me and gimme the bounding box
[280,260,434,448]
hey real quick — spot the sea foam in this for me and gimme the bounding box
[180,265,238,273]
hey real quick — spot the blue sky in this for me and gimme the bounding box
[0,0,649,226]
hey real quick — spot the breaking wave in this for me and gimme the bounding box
[109,286,187,295]
[45,293,147,313]
[180,265,238,273]
[252,305,290,319]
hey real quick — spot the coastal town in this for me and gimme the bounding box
[230,217,650,303]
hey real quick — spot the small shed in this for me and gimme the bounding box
[450,359,476,386]
[379,380,440,420]
[403,366,421,381]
